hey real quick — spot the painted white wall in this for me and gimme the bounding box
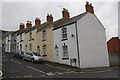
[5,35,11,52]
[77,13,110,68]
[53,23,79,67]
[53,13,110,68]
[16,33,25,51]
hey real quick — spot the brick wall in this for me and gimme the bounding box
[107,37,120,54]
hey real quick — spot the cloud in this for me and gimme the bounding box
[1,1,118,41]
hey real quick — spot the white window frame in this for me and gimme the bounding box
[29,32,32,40]
[20,34,22,41]
[62,45,68,58]
[42,30,46,40]
[30,43,32,51]
[62,27,67,39]
[43,45,47,55]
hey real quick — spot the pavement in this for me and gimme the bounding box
[44,59,119,73]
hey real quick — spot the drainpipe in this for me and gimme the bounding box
[75,22,80,67]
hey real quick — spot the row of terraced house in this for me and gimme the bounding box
[2,2,110,68]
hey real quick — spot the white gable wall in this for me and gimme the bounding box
[77,13,110,68]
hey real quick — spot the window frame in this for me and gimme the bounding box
[29,43,32,51]
[62,45,68,58]
[61,27,68,41]
[43,45,47,56]
[29,31,32,40]
[42,30,46,41]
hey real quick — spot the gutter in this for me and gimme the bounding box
[75,22,80,67]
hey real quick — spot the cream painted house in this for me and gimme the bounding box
[36,14,54,61]
[24,18,40,52]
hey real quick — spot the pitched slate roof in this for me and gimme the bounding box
[25,12,87,33]
[2,31,14,38]
[53,12,87,30]
[37,22,53,32]
[24,25,39,34]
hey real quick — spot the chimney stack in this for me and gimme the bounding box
[85,1,94,14]
[62,8,70,19]
[47,13,53,22]
[26,21,32,28]
[35,17,41,26]
[20,23,25,30]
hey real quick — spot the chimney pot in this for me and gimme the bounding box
[86,1,89,5]
[90,3,92,6]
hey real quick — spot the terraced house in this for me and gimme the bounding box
[36,14,54,61]
[53,2,110,68]
[16,23,27,51]
[25,18,42,53]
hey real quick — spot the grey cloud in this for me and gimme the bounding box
[1,1,118,41]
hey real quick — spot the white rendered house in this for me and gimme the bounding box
[16,23,26,51]
[53,2,109,68]
[5,32,12,52]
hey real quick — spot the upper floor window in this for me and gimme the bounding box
[29,32,32,40]
[62,27,67,40]
[42,30,46,41]
[20,34,22,41]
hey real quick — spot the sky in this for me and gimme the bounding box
[0,0,119,41]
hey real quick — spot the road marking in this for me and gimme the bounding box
[26,66,57,76]
[46,72,55,76]
[10,59,22,64]
[24,75,32,78]
[26,66,46,74]
[15,76,21,78]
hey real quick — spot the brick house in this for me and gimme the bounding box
[107,37,120,54]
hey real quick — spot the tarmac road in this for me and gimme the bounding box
[1,51,119,79]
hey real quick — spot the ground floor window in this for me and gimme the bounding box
[30,43,32,51]
[20,44,22,51]
[37,46,40,54]
[43,45,47,56]
[25,45,27,52]
[62,45,68,58]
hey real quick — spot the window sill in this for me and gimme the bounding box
[42,39,46,41]
[62,58,69,60]
[61,38,68,41]
[20,40,24,42]
[29,38,34,41]
[43,54,47,56]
